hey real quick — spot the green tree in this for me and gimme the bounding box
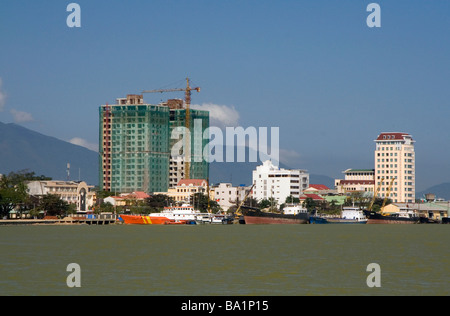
[0,170,53,218]
[285,195,300,204]
[39,194,69,217]
[258,198,278,212]
[302,197,316,213]
[191,193,220,213]
[0,173,29,218]
[145,194,176,213]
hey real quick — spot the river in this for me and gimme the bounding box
[0,224,448,296]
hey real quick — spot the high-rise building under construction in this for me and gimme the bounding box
[99,95,209,193]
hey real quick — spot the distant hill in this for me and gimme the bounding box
[0,122,336,190]
[210,159,335,188]
[0,122,99,185]
[417,183,450,201]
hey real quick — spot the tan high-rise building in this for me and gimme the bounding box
[374,132,415,203]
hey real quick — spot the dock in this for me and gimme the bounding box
[0,215,118,226]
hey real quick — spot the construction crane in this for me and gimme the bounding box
[235,184,256,218]
[380,177,396,213]
[142,78,200,179]
[368,177,384,212]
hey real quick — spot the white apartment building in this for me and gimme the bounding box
[252,160,309,206]
[169,156,185,188]
[212,183,251,212]
[374,132,415,203]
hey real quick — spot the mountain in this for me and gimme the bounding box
[0,122,99,185]
[210,159,335,188]
[0,122,336,190]
[417,183,450,201]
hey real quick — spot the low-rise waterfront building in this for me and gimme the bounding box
[27,180,95,212]
[154,179,210,204]
[383,202,450,221]
[335,169,375,194]
[304,184,336,196]
[103,191,150,207]
[212,183,251,212]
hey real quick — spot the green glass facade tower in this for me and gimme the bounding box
[169,108,210,181]
[100,95,209,193]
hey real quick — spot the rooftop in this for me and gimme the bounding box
[375,132,413,141]
[177,179,208,187]
[343,169,375,173]
[307,184,330,191]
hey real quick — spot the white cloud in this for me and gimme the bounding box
[69,137,98,152]
[0,78,6,111]
[191,103,240,128]
[10,109,34,123]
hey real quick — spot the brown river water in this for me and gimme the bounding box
[0,224,448,296]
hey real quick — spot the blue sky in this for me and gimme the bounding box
[0,0,449,191]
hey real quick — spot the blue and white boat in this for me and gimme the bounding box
[309,207,368,224]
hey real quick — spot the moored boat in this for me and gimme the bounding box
[309,207,368,224]
[196,213,234,225]
[120,204,203,225]
[363,207,420,224]
[242,205,309,224]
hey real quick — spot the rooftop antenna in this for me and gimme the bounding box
[67,163,70,181]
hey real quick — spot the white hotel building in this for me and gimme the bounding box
[374,132,415,203]
[252,160,309,206]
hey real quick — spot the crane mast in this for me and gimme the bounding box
[142,78,200,180]
[381,177,396,213]
[369,177,384,211]
[235,184,256,218]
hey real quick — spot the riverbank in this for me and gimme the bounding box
[0,224,448,296]
[0,217,118,226]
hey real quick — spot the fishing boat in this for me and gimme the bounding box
[309,207,368,224]
[120,204,204,225]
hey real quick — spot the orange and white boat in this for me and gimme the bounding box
[119,204,202,225]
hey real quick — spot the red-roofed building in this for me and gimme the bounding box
[335,169,375,194]
[375,132,414,142]
[153,179,210,203]
[304,184,335,196]
[177,179,208,187]
[300,194,324,201]
[103,191,150,206]
[127,191,151,200]
[309,184,330,191]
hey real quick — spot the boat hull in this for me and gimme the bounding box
[120,215,187,225]
[309,216,367,224]
[363,211,420,224]
[244,210,309,224]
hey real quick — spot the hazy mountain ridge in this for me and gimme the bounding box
[417,183,450,201]
[0,122,99,185]
[1,122,448,199]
